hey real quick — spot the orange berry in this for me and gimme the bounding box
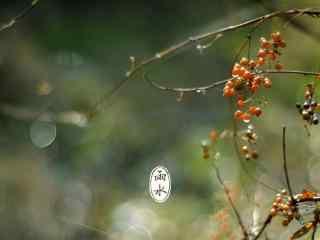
[237,99,245,108]
[234,110,243,120]
[238,67,246,77]
[253,75,262,85]
[278,40,286,48]
[316,74,320,81]
[248,60,256,68]
[240,57,249,65]
[250,84,259,93]
[275,196,283,203]
[223,86,235,97]
[243,70,253,80]
[258,49,267,58]
[248,106,256,115]
[282,219,289,226]
[226,80,234,88]
[232,66,241,76]
[260,37,272,48]
[263,77,272,88]
[210,130,218,143]
[271,32,281,42]
[275,63,283,71]
[240,113,251,123]
[268,50,277,60]
[203,152,210,159]
[256,57,265,66]
[234,77,243,89]
[254,107,262,117]
[270,208,277,217]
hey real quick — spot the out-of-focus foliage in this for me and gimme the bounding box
[1,0,320,239]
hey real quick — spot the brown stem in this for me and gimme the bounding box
[253,215,273,240]
[282,126,295,203]
[214,165,249,240]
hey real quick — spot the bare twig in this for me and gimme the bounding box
[89,8,320,118]
[311,225,317,240]
[214,165,249,239]
[253,215,273,240]
[144,70,320,94]
[0,0,40,33]
[282,126,295,203]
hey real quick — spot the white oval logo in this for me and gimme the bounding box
[149,165,171,203]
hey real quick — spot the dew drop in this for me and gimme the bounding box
[30,120,56,148]
[176,91,184,102]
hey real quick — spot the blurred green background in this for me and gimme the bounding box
[1,0,320,239]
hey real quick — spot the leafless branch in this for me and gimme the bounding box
[282,126,295,204]
[0,0,40,33]
[214,165,249,239]
[144,70,320,94]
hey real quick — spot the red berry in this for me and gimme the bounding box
[248,60,256,68]
[263,77,272,88]
[278,40,286,48]
[240,57,249,66]
[234,110,243,120]
[268,50,277,60]
[237,99,245,108]
[253,75,262,85]
[255,107,262,117]
[240,113,251,123]
[226,80,234,88]
[232,65,241,76]
[271,32,281,42]
[260,37,272,48]
[275,63,283,71]
[250,84,259,93]
[256,57,265,66]
[223,86,235,97]
[249,106,256,115]
[238,67,246,77]
[243,70,253,80]
[258,49,267,58]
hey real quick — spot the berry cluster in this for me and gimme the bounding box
[269,189,319,227]
[201,129,218,159]
[240,124,259,160]
[223,32,287,160]
[269,189,295,226]
[296,83,320,125]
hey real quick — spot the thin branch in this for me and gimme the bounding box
[214,165,249,239]
[89,8,320,118]
[0,0,40,33]
[282,126,295,202]
[253,215,273,240]
[311,225,317,240]
[145,70,320,94]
